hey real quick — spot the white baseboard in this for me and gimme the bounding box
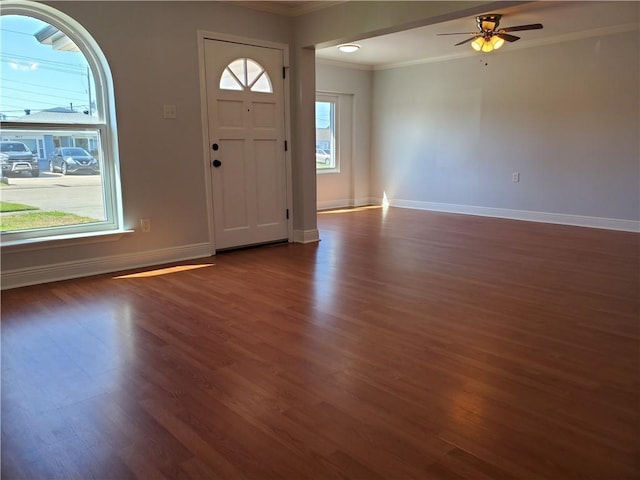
[4,201,634,290]
[293,229,320,243]
[1,242,214,290]
[317,199,353,211]
[377,198,640,233]
[353,197,372,207]
[317,198,373,211]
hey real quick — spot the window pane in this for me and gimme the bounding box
[227,58,246,86]
[220,68,243,91]
[1,128,106,233]
[0,15,98,123]
[316,101,336,170]
[245,59,263,86]
[250,72,272,93]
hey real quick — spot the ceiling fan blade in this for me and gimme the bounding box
[454,36,478,46]
[501,23,543,32]
[496,33,520,42]
[437,32,478,36]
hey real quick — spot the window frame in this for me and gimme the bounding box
[219,57,273,93]
[0,0,125,246]
[315,94,339,174]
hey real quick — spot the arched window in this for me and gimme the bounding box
[0,1,123,244]
[220,58,273,93]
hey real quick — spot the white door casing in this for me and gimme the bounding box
[203,37,290,250]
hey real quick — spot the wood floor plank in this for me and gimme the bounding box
[2,207,638,479]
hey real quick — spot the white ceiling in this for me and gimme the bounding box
[315,1,639,69]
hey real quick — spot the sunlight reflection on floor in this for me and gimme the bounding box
[113,264,214,279]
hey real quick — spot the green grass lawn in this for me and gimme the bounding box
[0,201,38,213]
[1,211,97,231]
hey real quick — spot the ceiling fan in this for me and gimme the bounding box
[438,14,543,53]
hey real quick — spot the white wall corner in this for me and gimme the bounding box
[1,243,214,290]
[354,197,375,207]
[293,229,320,243]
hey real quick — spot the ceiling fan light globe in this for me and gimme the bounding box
[471,38,484,51]
[481,41,494,53]
[491,36,505,49]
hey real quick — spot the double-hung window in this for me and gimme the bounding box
[315,94,338,173]
[0,1,122,245]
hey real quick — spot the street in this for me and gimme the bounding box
[0,172,105,220]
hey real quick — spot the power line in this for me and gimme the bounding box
[0,28,38,37]
[1,51,86,70]
[0,58,87,76]
[0,54,86,76]
[1,85,86,103]
[0,105,89,113]
[0,104,36,111]
[1,94,74,107]
[1,77,88,94]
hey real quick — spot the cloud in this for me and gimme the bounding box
[9,61,38,71]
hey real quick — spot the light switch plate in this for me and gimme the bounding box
[163,104,177,119]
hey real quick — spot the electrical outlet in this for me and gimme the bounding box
[140,218,151,233]
[512,172,520,183]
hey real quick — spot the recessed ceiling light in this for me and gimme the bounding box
[338,44,360,53]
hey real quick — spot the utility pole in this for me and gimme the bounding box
[87,66,92,115]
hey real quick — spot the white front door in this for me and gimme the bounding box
[204,39,288,250]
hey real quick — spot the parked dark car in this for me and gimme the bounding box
[49,147,100,175]
[0,141,39,177]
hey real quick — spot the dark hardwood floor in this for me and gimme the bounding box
[2,207,639,479]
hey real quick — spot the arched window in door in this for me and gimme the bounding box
[219,58,272,93]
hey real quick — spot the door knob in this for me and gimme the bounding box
[212,159,222,168]
[212,143,219,151]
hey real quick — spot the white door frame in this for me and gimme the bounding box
[197,30,293,253]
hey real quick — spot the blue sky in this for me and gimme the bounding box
[316,101,331,129]
[0,15,94,120]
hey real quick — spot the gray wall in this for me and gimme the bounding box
[292,1,499,233]
[371,28,639,222]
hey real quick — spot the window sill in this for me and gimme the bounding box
[316,168,340,175]
[1,229,135,253]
